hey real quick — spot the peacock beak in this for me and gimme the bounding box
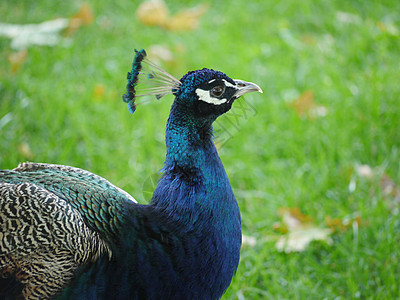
[233,80,263,98]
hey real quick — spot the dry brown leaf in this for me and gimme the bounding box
[287,90,327,119]
[377,21,399,35]
[93,84,105,101]
[272,221,288,234]
[8,49,27,74]
[356,164,373,179]
[355,165,400,214]
[276,227,333,253]
[136,0,169,27]
[278,207,313,230]
[300,34,316,45]
[325,214,362,233]
[380,174,400,213]
[136,0,207,31]
[274,207,332,252]
[288,90,314,116]
[65,3,94,36]
[18,142,34,160]
[166,4,208,31]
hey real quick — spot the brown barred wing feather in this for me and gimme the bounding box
[0,182,111,299]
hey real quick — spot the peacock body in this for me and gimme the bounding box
[0,49,262,299]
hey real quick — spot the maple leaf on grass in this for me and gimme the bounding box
[243,208,362,252]
[165,5,208,31]
[8,49,27,74]
[136,0,208,31]
[0,3,93,49]
[380,174,400,214]
[65,3,94,37]
[355,164,400,214]
[136,0,169,28]
[18,142,34,160]
[274,207,333,253]
[287,90,328,119]
[325,214,362,233]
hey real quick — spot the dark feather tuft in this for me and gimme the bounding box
[122,49,147,114]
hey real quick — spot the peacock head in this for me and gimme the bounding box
[123,49,262,121]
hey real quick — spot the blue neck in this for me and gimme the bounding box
[148,102,242,297]
[151,103,238,224]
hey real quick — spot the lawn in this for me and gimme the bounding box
[1,0,400,298]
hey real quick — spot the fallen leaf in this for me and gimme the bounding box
[276,227,333,253]
[356,164,373,179]
[8,49,27,74]
[377,21,399,36]
[325,214,362,233]
[300,34,316,45]
[166,4,208,31]
[355,165,400,214]
[18,142,34,160]
[287,90,327,119]
[65,3,94,36]
[272,221,288,234]
[136,0,169,27]
[93,84,105,101]
[278,207,313,230]
[136,0,208,31]
[274,207,332,253]
[0,19,69,50]
[380,174,400,213]
[73,3,94,25]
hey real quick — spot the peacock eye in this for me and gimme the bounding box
[210,85,225,98]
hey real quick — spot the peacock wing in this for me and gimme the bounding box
[0,162,139,299]
[1,162,138,242]
[0,182,112,299]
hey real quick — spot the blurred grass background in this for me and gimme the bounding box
[1,0,400,298]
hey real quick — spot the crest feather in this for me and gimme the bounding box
[122,49,181,114]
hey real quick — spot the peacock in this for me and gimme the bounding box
[0,49,262,299]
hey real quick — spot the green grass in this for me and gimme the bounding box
[1,0,400,298]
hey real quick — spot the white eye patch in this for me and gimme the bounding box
[195,88,228,105]
[195,79,237,105]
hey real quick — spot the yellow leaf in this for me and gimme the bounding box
[93,84,105,101]
[275,207,333,252]
[377,21,399,36]
[8,49,28,74]
[272,221,288,234]
[66,3,94,36]
[276,227,333,253]
[18,142,34,160]
[136,0,208,31]
[287,90,327,119]
[278,207,313,230]
[166,4,208,31]
[380,174,400,213]
[136,0,169,27]
[356,164,373,179]
[325,214,362,233]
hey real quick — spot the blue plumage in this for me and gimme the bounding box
[0,49,262,299]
